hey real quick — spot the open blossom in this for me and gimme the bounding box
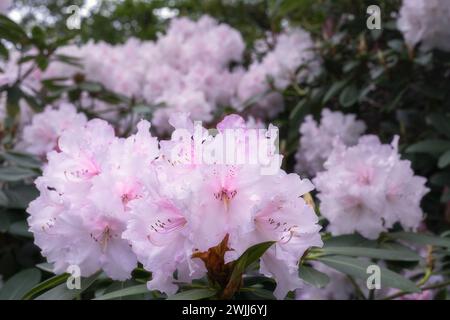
[295,109,366,177]
[27,119,158,280]
[123,114,322,298]
[313,135,429,239]
[21,103,87,157]
[397,0,450,52]
[28,113,322,298]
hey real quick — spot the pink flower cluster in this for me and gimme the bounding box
[398,0,450,52]
[234,28,320,117]
[295,109,366,177]
[39,17,321,131]
[20,103,87,157]
[313,135,429,239]
[42,16,245,132]
[27,113,323,299]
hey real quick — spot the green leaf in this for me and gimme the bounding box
[242,287,276,299]
[0,268,41,300]
[387,232,450,248]
[0,190,8,207]
[289,98,311,126]
[35,263,54,273]
[167,289,216,300]
[0,41,9,60]
[3,184,38,209]
[427,114,450,139]
[0,210,10,231]
[0,167,37,182]
[21,91,44,112]
[94,284,149,300]
[8,220,32,238]
[0,151,42,169]
[387,39,404,52]
[34,272,100,300]
[35,55,49,71]
[133,104,154,115]
[299,265,330,288]
[6,86,22,118]
[430,171,450,187]
[438,150,450,168]
[0,15,29,44]
[339,84,359,107]
[229,241,275,283]
[79,81,103,93]
[317,255,420,293]
[406,140,450,155]
[322,80,348,104]
[343,60,360,73]
[30,26,46,49]
[323,234,378,248]
[22,273,70,300]
[319,246,420,261]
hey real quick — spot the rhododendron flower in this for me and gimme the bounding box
[39,16,245,133]
[123,114,322,298]
[313,135,429,239]
[295,108,366,177]
[398,0,450,52]
[27,119,158,280]
[28,112,322,298]
[234,28,320,117]
[21,103,87,157]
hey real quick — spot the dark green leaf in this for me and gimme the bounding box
[322,80,348,104]
[438,150,450,168]
[34,272,100,300]
[0,268,41,300]
[3,184,38,209]
[0,151,42,169]
[0,210,10,231]
[79,81,102,93]
[8,220,32,238]
[94,284,149,300]
[323,234,377,248]
[299,265,330,288]
[229,241,275,283]
[35,263,54,273]
[0,167,37,182]
[339,84,359,107]
[387,232,450,248]
[320,246,420,261]
[22,273,69,300]
[6,86,22,118]
[406,140,450,155]
[167,289,216,300]
[317,256,420,293]
[427,114,450,139]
